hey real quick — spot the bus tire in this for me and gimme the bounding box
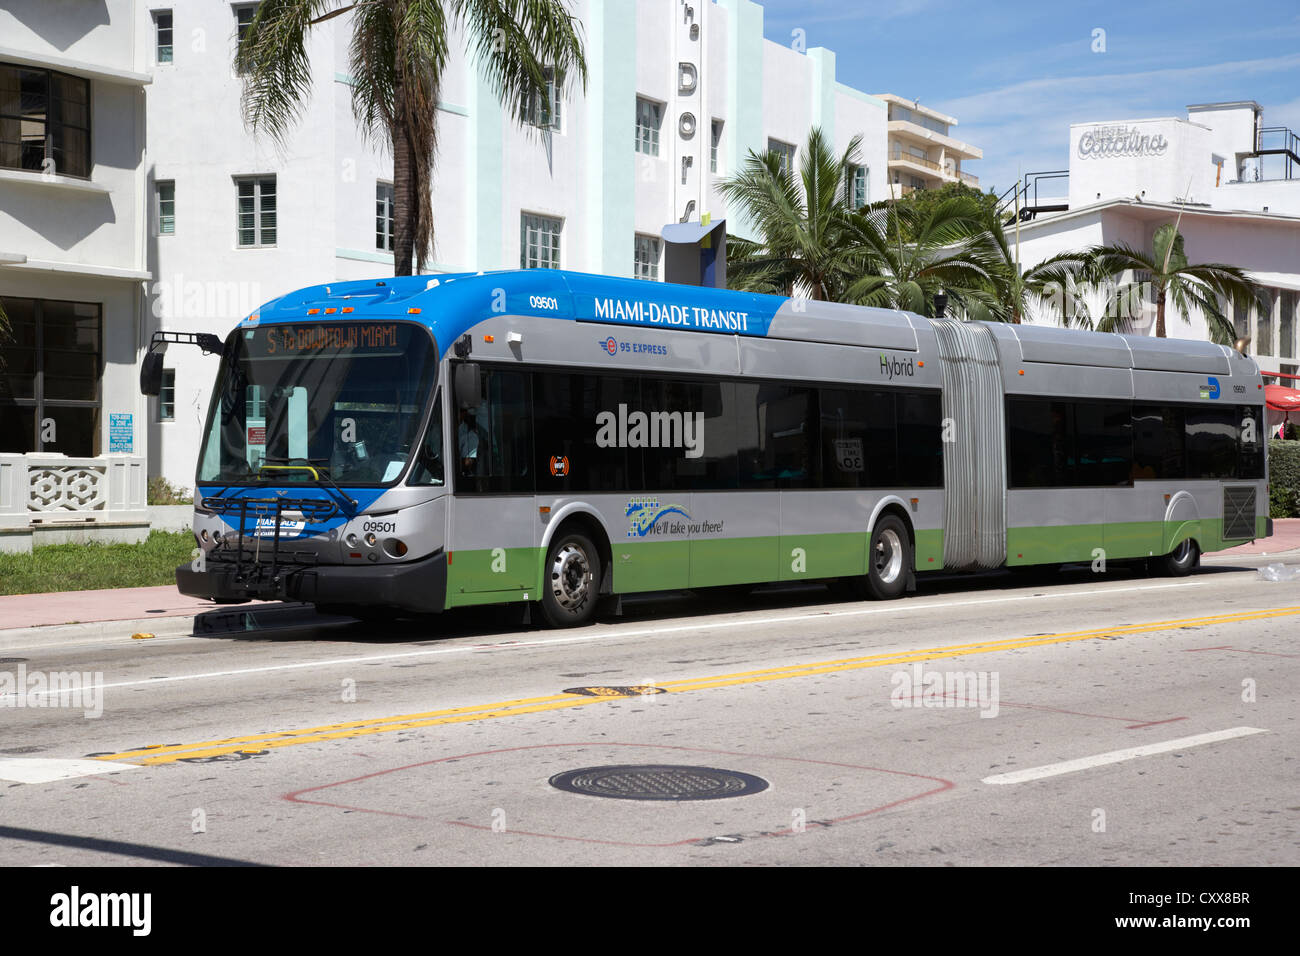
[541,530,601,627]
[866,516,911,600]
[1155,538,1198,577]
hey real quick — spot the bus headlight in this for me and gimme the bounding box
[364,532,377,547]
[383,538,408,558]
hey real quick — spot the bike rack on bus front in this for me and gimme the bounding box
[202,494,338,596]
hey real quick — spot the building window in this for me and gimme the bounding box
[767,138,796,176]
[710,120,723,173]
[154,10,174,64]
[236,176,276,247]
[235,3,258,42]
[158,369,176,421]
[0,297,102,456]
[522,67,561,131]
[1257,288,1276,357]
[634,234,660,281]
[635,97,662,156]
[0,64,91,178]
[156,180,175,235]
[520,213,561,269]
[376,182,394,252]
[1280,290,1296,359]
[846,164,868,208]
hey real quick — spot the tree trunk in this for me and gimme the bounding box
[1156,289,1166,338]
[391,39,416,277]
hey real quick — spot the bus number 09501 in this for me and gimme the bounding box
[363,521,396,534]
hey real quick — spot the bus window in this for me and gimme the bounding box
[1132,405,1184,480]
[408,391,444,486]
[1074,402,1131,486]
[1007,398,1072,488]
[458,368,532,493]
[897,391,943,488]
[819,387,898,489]
[534,371,638,493]
[748,383,815,488]
[1185,406,1237,480]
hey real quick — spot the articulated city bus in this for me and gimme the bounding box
[143,269,1270,627]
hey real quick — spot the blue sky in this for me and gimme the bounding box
[752,0,1300,197]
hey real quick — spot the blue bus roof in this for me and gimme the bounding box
[242,270,793,356]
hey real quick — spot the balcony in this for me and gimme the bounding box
[887,120,983,160]
[959,170,979,187]
[891,148,941,171]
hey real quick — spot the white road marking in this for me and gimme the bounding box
[0,758,141,784]
[7,578,1206,701]
[981,727,1269,785]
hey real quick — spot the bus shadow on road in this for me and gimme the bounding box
[184,561,1259,646]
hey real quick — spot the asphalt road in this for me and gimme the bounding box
[1,552,1297,866]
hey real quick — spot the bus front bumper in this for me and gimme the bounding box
[176,550,447,614]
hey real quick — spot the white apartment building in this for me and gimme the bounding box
[139,0,896,491]
[1011,101,1300,381]
[0,0,152,552]
[876,93,981,198]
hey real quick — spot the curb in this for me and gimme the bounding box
[0,601,319,652]
[0,615,199,652]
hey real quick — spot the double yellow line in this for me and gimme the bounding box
[94,604,1300,765]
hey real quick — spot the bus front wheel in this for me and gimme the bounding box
[866,516,911,600]
[541,531,601,627]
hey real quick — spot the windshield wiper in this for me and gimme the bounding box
[258,458,358,515]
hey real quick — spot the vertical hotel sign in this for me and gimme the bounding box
[673,0,703,224]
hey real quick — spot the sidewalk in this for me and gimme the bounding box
[0,585,265,631]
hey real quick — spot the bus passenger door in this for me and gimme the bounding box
[446,367,538,603]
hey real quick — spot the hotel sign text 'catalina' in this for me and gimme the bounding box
[1077,125,1169,159]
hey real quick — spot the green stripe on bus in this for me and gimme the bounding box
[444,516,1255,609]
[1006,518,1257,566]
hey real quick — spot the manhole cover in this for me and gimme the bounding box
[563,685,666,697]
[549,764,769,801]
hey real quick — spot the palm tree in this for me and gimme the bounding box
[839,196,993,317]
[1089,222,1262,342]
[964,205,1096,326]
[718,126,864,300]
[236,0,587,275]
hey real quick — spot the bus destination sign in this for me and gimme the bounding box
[262,323,401,354]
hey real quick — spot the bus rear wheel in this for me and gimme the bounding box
[1153,538,1198,577]
[540,531,601,628]
[866,516,911,600]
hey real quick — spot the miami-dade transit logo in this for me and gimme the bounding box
[626,497,689,537]
[1199,376,1220,399]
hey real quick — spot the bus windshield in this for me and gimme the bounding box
[197,321,437,486]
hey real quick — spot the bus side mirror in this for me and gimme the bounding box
[455,362,481,410]
[140,351,164,396]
